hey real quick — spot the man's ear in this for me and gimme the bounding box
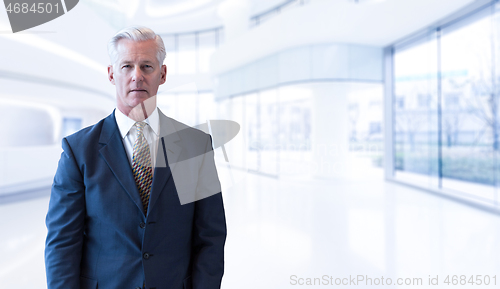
[160,64,167,84]
[108,65,115,85]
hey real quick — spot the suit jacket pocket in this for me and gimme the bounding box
[80,275,98,289]
[183,275,192,289]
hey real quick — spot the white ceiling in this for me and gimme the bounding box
[212,0,479,73]
[79,0,289,34]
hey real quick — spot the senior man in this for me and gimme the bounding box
[45,26,226,289]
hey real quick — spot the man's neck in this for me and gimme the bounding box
[119,99,157,122]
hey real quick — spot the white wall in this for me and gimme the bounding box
[216,43,383,99]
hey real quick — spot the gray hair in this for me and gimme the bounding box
[107,26,166,67]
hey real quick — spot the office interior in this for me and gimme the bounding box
[1,0,500,288]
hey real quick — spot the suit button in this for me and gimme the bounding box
[143,253,150,259]
[139,222,146,228]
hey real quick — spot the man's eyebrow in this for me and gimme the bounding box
[118,60,155,65]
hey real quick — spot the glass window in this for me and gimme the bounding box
[441,11,496,201]
[260,89,279,175]
[245,93,260,172]
[393,33,439,188]
[277,85,313,176]
[198,31,217,74]
[348,84,384,168]
[229,96,246,169]
[163,35,177,75]
[391,3,500,206]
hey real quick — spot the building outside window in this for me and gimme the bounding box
[391,2,500,207]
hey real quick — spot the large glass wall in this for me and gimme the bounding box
[394,34,439,188]
[212,84,313,178]
[167,81,382,179]
[392,3,500,206]
[441,9,497,201]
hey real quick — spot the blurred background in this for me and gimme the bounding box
[1,0,500,288]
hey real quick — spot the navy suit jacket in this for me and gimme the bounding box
[45,109,226,289]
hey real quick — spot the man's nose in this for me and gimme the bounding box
[132,67,144,82]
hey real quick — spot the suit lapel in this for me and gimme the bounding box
[98,111,144,214]
[148,110,183,213]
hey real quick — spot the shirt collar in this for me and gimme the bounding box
[114,107,160,139]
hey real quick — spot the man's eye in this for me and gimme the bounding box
[144,65,152,68]
[122,65,131,69]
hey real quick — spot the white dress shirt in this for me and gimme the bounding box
[114,107,160,175]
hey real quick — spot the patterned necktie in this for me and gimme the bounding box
[132,122,153,215]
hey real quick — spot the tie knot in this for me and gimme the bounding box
[135,122,147,132]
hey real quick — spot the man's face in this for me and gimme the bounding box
[108,39,166,116]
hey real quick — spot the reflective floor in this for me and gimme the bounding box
[1,167,500,288]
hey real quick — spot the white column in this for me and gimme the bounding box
[311,82,350,179]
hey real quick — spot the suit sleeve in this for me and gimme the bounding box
[191,135,227,289]
[45,138,86,289]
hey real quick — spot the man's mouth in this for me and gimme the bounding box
[131,89,147,93]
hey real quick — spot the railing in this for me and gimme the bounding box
[159,26,224,48]
[250,0,310,27]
